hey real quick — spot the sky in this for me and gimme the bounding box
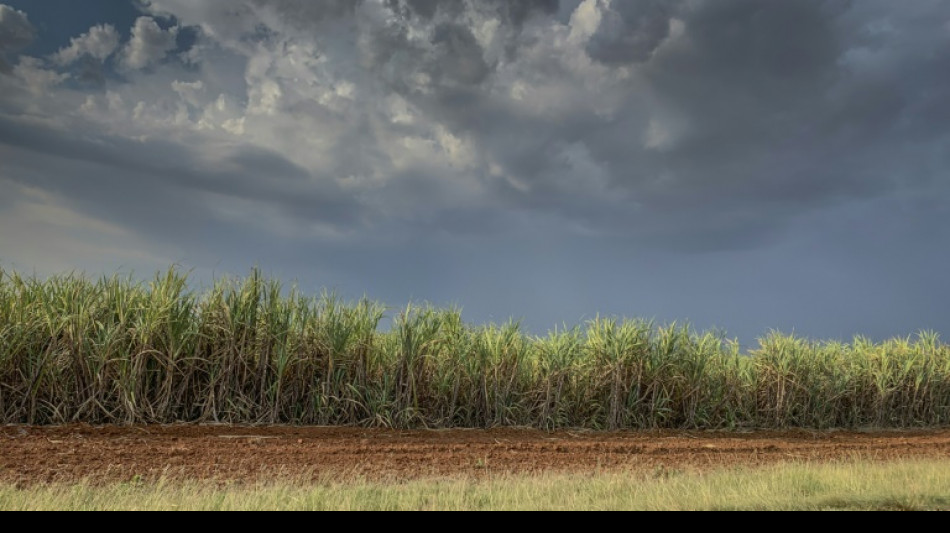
[0,0,948,343]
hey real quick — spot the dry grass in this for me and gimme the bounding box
[1,460,948,510]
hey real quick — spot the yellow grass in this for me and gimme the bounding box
[1,460,948,511]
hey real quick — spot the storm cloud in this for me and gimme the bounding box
[0,0,949,342]
[0,4,33,71]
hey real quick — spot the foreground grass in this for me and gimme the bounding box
[1,461,948,511]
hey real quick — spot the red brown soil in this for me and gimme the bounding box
[2,425,949,485]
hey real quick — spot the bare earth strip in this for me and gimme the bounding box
[2,426,949,485]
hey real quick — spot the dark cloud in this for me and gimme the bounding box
[429,23,491,85]
[2,0,950,342]
[586,0,679,65]
[0,3,34,71]
[402,0,950,252]
[385,0,446,21]
[0,4,32,48]
[671,0,845,80]
[365,0,950,252]
[494,0,561,28]
[253,0,362,26]
[6,0,950,250]
[601,0,949,249]
[385,0,559,26]
[0,114,363,241]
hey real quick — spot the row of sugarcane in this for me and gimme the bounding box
[1,268,948,429]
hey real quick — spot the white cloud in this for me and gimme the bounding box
[171,79,205,105]
[53,24,120,65]
[568,0,603,44]
[122,16,179,70]
[11,57,68,95]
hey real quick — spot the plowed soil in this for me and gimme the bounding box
[2,426,949,485]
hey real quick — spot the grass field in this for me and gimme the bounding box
[1,461,947,511]
[2,268,950,429]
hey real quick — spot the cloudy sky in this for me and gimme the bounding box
[1,0,948,342]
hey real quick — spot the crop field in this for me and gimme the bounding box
[1,269,948,509]
[2,269,950,429]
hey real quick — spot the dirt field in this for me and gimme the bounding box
[2,425,949,485]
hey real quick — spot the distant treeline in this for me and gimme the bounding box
[1,269,948,429]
